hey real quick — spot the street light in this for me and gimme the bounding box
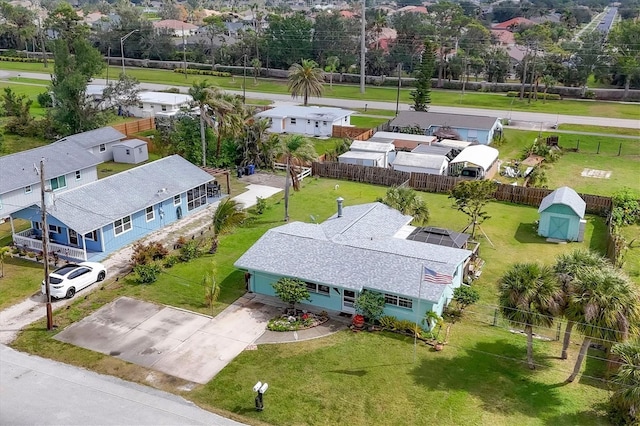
[120,29,139,75]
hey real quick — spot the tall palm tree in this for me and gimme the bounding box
[554,249,609,360]
[276,134,317,221]
[210,198,246,254]
[287,59,325,106]
[566,267,640,382]
[188,80,222,167]
[610,340,640,424]
[378,187,430,226]
[541,74,556,104]
[499,262,562,370]
[324,56,339,89]
[206,91,236,158]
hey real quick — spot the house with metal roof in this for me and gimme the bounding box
[255,106,355,137]
[538,187,587,242]
[10,155,216,262]
[391,152,449,175]
[389,111,503,145]
[0,141,101,218]
[235,199,472,321]
[55,126,127,162]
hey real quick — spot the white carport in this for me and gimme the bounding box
[392,152,449,175]
[449,145,499,179]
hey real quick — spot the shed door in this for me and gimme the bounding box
[548,216,570,240]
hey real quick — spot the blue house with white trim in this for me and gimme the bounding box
[235,200,472,320]
[10,155,215,261]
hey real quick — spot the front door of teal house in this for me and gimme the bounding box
[342,290,357,314]
[548,216,570,240]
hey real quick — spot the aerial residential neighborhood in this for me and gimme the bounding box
[0,0,639,424]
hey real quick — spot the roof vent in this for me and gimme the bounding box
[336,197,344,218]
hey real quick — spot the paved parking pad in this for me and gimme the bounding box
[55,296,280,384]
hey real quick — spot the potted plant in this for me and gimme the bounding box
[352,314,365,329]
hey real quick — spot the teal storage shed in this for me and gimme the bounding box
[538,187,586,242]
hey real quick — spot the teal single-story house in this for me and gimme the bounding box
[10,155,217,261]
[538,186,586,242]
[234,200,472,321]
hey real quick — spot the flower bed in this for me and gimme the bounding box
[267,310,329,332]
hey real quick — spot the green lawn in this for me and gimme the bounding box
[557,124,640,137]
[0,257,45,311]
[350,115,391,129]
[2,61,639,120]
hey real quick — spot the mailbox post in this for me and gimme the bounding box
[253,381,269,411]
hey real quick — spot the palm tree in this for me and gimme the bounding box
[210,198,246,254]
[610,340,640,424]
[0,246,10,278]
[541,74,556,104]
[276,134,317,221]
[378,187,430,226]
[566,267,640,382]
[324,56,339,89]
[287,59,325,106]
[188,80,222,167]
[498,262,562,370]
[251,57,261,84]
[206,91,236,158]
[554,249,609,360]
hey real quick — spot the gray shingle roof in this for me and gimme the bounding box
[56,127,125,149]
[538,186,586,218]
[113,139,147,148]
[235,203,471,302]
[0,141,102,194]
[389,111,500,131]
[47,155,213,234]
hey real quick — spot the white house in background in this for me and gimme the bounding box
[349,140,396,166]
[392,152,449,175]
[254,106,355,137]
[0,141,101,219]
[449,145,500,180]
[338,151,386,167]
[55,126,127,162]
[113,139,149,164]
[125,92,193,118]
[152,19,198,37]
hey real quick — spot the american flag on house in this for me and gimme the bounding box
[423,266,452,284]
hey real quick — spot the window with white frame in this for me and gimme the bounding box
[99,144,106,152]
[290,118,297,125]
[126,149,131,155]
[161,105,167,111]
[34,221,41,230]
[306,282,330,295]
[187,184,206,211]
[25,185,32,194]
[145,206,154,222]
[75,170,81,180]
[48,224,61,234]
[384,293,413,309]
[173,194,181,206]
[138,147,143,154]
[84,230,98,241]
[50,175,67,191]
[113,215,132,236]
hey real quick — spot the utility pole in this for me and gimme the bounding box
[183,28,187,79]
[243,53,247,104]
[528,44,538,104]
[39,159,53,331]
[518,44,529,100]
[106,46,111,84]
[120,29,139,76]
[359,0,366,94]
[395,63,402,116]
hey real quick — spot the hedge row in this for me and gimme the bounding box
[173,68,231,77]
[506,91,561,100]
[0,56,42,63]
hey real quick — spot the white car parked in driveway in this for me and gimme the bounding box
[41,262,107,299]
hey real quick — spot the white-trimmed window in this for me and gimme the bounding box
[290,118,297,125]
[384,293,413,309]
[145,206,155,222]
[75,170,81,180]
[48,224,61,234]
[114,215,132,236]
[50,175,67,191]
[25,185,32,194]
[138,147,143,154]
[84,230,98,241]
[34,221,41,230]
[99,144,106,152]
[173,194,181,206]
[161,105,167,111]
[126,149,131,155]
[187,184,206,211]
[306,282,330,295]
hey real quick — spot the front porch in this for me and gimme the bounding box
[11,229,102,262]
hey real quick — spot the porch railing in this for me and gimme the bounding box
[13,233,87,261]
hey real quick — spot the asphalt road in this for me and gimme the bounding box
[2,70,639,130]
[0,345,246,425]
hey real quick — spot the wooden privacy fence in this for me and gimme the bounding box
[111,117,155,136]
[332,126,373,140]
[312,162,613,216]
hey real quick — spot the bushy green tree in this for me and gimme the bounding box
[272,278,311,312]
[354,290,385,322]
[410,40,435,112]
[449,180,497,239]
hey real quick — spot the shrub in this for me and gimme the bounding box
[179,239,204,261]
[133,263,162,284]
[611,188,640,227]
[37,92,53,108]
[0,56,42,63]
[173,69,232,77]
[506,91,560,100]
[255,196,267,214]
[131,242,169,266]
[354,290,385,322]
[163,255,179,268]
[379,315,397,329]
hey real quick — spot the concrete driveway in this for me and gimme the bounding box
[55,295,280,384]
